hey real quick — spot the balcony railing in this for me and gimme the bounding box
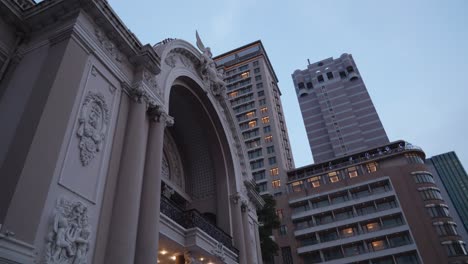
[160,196,239,255]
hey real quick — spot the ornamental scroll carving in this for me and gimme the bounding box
[44,197,91,264]
[76,92,110,166]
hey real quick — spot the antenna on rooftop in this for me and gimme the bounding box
[307,59,311,65]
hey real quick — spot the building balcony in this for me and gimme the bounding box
[160,197,239,257]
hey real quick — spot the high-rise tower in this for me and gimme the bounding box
[214,41,294,194]
[292,54,389,163]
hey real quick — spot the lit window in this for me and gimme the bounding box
[291,181,303,192]
[307,176,321,188]
[260,107,268,114]
[246,111,255,119]
[228,91,238,98]
[272,180,281,189]
[265,135,273,143]
[365,222,380,232]
[369,240,386,251]
[366,162,378,173]
[248,120,257,128]
[341,227,354,237]
[328,171,340,183]
[270,167,279,176]
[347,166,358,178]
[262,116,270,124]
[241,72,250,79]
[276,209,284,220]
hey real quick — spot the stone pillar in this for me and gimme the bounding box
[241,202,256,264]
[254,220,263,264]
[231,194,248,264]
[135,105,174,264]
[105,89,149,263]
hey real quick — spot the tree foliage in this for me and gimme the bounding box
[257,194,281,263]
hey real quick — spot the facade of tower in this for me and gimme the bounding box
[292,54,389,163]
[214,42,295,195]
[427,152,468,237]
[273,141,468,264]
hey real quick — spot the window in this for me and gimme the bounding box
[276,209,284,220]
[281,246,293,264]
[339,71,347,78]
[253,170,265,181]
[419,187,443,200]
[257,90,265,97]
[242,129,259,139]
[238,64,248,71]
[376,198,397,210]
[228,91,238,98]
[272,180,281,189]
[245,139,261,148]
[443,241,468,256]
[240,71,250,79]
[356,202,376,216]
[414,173,435,183]
[306,82,313,88]
[245,111,255,119]
[406,153,424,164]
[263,126,271,133]
[260,107,268,114]
[253,61,259,66]
[366,162,378,173]
[270,167,279,176]
[262,116,270,124]
[259,98,266,106]
[434,222,458,236]
[328,171,340,183]
[368,239,386,251]
[297,82,305,89]
[319,229,338,242]
[334,207,354,220]
[326,72,334,80]
[248,120,257,128]
[340,226,357,238]
[346,66,354,73]
[323,246,343,261]
[291,181,303,192]
[317,75,324,83]
[264,135,273,143]
[426,204,450,218]
[279,225,287,235]
[255,75,262,81]
[248,149,262,159]
[267,146,275,154]
[363,222,380,232]
[343,242,364,256]
[307,176,321,188]
[347,166,358,178]
[268,156,277,165]
[250,159,264,170]
[330,192,348,204]
[395,252,419,264]
[256,82,263,89]
[254,68,260,74]
[257,182,267,192]
[381,214,404,228]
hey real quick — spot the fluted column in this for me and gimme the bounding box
[241,201,256,264]
[231,194,248,264]
[105,88,149,263]
[135,104,174,264]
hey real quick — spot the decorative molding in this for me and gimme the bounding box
[95,28,124,63]
[44,197,91,264]
[210,242,226,261]
[162,132,185,191]
[142,70,163,97]
[147,104,174,127]
[76,91,110,166]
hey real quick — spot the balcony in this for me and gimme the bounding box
[160,196,238,255]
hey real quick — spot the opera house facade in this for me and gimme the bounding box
[0,0,264,263]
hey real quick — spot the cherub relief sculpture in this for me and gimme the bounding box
[44,198,91,264]
[195,31,227,97]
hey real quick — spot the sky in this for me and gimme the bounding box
[109,0,468,169]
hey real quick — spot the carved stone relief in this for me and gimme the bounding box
[211,242,226,261]
[142,70,163,98]
[76,91,110,166]
[162,131,185,191]
[95,29,124,63]
[44,197,91,264]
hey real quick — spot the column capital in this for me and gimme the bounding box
[147,104,174,127]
